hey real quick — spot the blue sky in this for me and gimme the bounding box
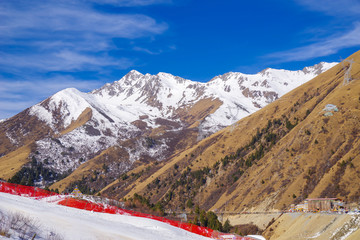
[1,0,360,119]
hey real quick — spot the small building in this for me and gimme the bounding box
[295,202,308,212]
[306,198,343,212]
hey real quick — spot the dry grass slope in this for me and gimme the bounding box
[59,107,92,136]
[0,144,32,180]
[108,50,360,214]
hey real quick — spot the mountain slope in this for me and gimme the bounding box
[100,50,360,213]
[0,62,336,193]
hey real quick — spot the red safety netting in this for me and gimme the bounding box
[0,181,57,199]
[57,198,216,237]
[57,198,253,239]
[0,182,254,239]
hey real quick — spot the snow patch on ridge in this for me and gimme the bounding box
[5,132,18,145]
[125,138,169,163]
[29,104,57,130]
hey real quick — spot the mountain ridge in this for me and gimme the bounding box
[98,50,360,215]
[0,61,338,195]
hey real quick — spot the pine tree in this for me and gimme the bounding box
[223,219,232,233]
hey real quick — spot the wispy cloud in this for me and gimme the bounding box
[0,0,168,73]
[265,22,360,62]
[133,46,163,55]
[0,77,102,97]
[0,51,134,72]
[88,0,172,7]
[264,1,360,63]
[294,0,360,16]
[0,0,170,118]
[0,100,36,120]
[0,1,168,40]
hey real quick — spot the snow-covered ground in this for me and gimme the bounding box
[0,192,211,240]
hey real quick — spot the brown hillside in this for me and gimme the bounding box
[101,50,360,213]
[0,107,93,182]
[58,107,92,136]
[48,94,224,194]
[0,109,54,157]
[0,144,32,180]
[0,110,55,179]
[1,93,220,191]
[50,145,131,192]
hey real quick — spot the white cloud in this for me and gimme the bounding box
[264,0,360,64]
[265,22,360,62]
[0,100,36,120]
[295,0,360,16]
[0,100,35,112]
[0,2,167,40]
[88,0,172,7]
[133,46,162,55]
[0,77,103,98]
[0,0,167,73]
[0,52,134,72]
[0,0,171,119]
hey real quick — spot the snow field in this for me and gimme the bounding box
[0,192,211,240]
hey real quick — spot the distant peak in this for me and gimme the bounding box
[58,87,81,94]
[117,70,144,84]
[156,72,174,78]
[127,70,143,76]
[259,68,272,74]
[50,87,84,100]
[157,71,170,75]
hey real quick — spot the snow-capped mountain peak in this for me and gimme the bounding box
[30,62,338,135]
[11,61,337,181]
[122,69,144,81]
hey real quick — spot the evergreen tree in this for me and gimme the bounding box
[199,210,207,227]
[206,211,222,231]
[223,219,232,233]
[186,198,193,208]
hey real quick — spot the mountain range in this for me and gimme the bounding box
[0,62,336,187]
[5,53,359,219]
[94,50,359,218]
